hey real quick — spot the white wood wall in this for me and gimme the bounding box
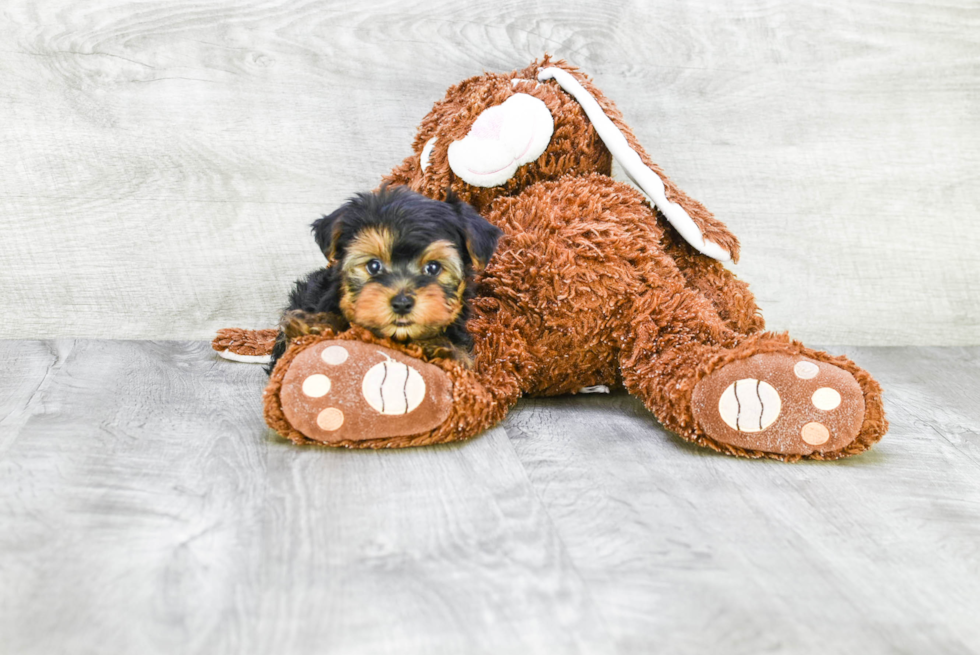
[1,0,977,344]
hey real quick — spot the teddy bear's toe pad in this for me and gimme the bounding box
[692,353,865,456]
[279,340,453,444]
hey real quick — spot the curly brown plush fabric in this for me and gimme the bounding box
[212,328,277,357]
[252,57,887,461]
[263,327,496,449]
[384,57,748,308]
[689,333,887,462]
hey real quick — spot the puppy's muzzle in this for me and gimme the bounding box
[390,292,415,316]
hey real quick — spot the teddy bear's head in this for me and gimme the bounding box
[383,56,610,214]
[383,56,734,262]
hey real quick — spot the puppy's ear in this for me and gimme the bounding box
[446,191,502,271]
[311,205,348,263]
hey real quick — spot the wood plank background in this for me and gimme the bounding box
[1,340,979,654]
[1,0,978,344]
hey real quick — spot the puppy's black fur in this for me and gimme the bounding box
[267,186,501,373]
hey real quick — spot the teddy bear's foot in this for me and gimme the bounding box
[275,339,454,445]
[692,353,866,458]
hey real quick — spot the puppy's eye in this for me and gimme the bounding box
[423,261,442,276]
[366,259,383,275]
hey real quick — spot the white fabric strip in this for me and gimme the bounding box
[217,350,272,364]
[537,67,731,262]
[419,137,437,172]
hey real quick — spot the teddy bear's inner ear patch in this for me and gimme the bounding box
[447,93,554,187]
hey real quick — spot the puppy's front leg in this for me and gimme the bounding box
[280,309,348,340]
[268,310,350,373]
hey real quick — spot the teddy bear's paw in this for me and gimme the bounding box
[692,353,865,457]
[278,340,453,444]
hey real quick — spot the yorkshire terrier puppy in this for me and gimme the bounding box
[268,186,502,373]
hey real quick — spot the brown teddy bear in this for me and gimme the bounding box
[216,56,887,461]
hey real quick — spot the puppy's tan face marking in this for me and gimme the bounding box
[411,285,457,326]
[339,231,467,342]
[409,242,465,339]
[343,284,396,328]
[342,227,393,277]
[418,240,464,282]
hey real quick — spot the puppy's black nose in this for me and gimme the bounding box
[390,292,415,316]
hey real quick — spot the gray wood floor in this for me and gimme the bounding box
[1,341,978,654]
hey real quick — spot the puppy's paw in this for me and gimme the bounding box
[692,353,866,457]
[418,338,474,368]
[275,340,454,445]
[280,310,347,339]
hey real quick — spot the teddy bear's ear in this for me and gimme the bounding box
[446,93,555,188]
[445,192,502,271]
[537,65,741,263]
[311,204,348,263]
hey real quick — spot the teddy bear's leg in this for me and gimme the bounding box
[267,336,459,447]
[658,226,766,335]
[619,288,886,461]
[211,327,277,363]
[265,310,533,448]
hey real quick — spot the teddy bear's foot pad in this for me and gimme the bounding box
[692,353,865,456]
[279,340,453,444]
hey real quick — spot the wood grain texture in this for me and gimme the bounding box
[1,341,978,654]
[0,340,616,655]
[0,0,977,344]
[507,345,980,654]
